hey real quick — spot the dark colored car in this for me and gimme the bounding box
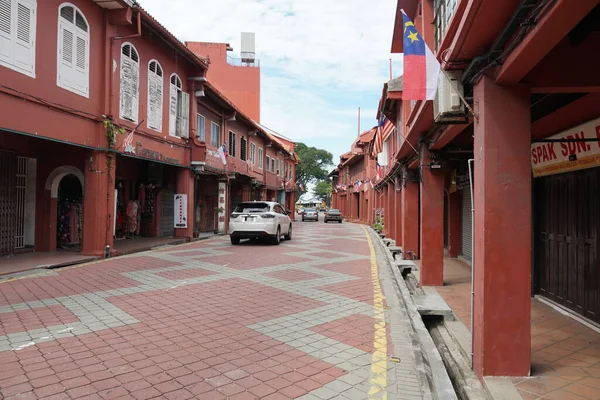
[302,209,319,222]
[324,209,343,223]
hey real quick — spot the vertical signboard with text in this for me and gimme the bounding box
[174,194,187,228]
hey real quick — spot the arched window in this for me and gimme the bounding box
[169,73,189,138]
[120,42,139,122]
[147,59,163,131]
[57,3,89,97]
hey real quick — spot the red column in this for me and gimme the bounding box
[387,182,395,241]
[395,185,402,246]
[447,190,462,258]
[420,147,444,286]
[473,76,531,377]
[382,186,389,236]
[174,167,194,240]
[82,151,114,256]
[402,177,419,257]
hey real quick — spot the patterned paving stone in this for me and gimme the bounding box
[0,218,429,399]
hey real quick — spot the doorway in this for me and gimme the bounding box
[56,174,83,250]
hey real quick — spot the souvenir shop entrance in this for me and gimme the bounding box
[56,174,83,251]
[114,155,177,242]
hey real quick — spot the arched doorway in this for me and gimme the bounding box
[56,174,83,250]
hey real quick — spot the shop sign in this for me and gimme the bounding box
[174,194,187,228]
[531,117,600,178]
[128,141,180,165]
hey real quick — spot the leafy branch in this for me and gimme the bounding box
[103,118,126,149]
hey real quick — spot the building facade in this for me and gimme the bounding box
[0,0,295,268]
[335,0,600,380]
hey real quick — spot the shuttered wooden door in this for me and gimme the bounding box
[536,169,599,323]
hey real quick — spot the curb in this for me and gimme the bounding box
[367,227,458,400]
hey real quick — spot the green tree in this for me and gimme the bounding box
[314,180,332,203]
[295,142,333,196]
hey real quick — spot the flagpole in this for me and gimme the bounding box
[358,107,361,137]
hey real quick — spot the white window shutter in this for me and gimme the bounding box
[169,84,177,136]
[58,22,75,87]
[0,0,13,64]
[130,57,139,122]
[73,33,88,95]
[120,56,133,120]
[179,91,189,138]
[13,1,34,74]
[148,72,162,131]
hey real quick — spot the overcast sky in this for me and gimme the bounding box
[139,0,403,167]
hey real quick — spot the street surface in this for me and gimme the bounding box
[0,216,428,399]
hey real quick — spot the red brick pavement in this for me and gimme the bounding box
[0,223,391,399]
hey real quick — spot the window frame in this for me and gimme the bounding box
[119,42,140,123]
[228,130,237,158]
[57,2,89,97]
[265,155,270,171]
[196,113,206,142]
[210,121,220,147]
[0,0,37,79]
[250,142,256,165]
[240,136,247,161]
[147,59,163,131]
[258,148,264,169]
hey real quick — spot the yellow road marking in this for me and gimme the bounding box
[362,225,388,399]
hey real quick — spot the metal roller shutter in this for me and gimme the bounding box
[160,188,174,237]
[461,185,473,261]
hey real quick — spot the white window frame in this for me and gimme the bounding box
[0,0,37,78]
[169,73,189,138]
[147,59,163,131]
[119,42,140,123]
[265,155,270,171]
[56,2,89,97]
[196,113,206,142]
[210,121,220,147]
[258,147,263,169]
[250,142,256,165]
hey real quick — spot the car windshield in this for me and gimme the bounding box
[234,203,271,213]
[329,209,340,213]
[305,209,316,212]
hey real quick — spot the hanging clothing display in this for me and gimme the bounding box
[126,200,140,236]
[57,201,82,246]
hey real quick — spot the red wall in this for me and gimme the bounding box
[186,42,261,123]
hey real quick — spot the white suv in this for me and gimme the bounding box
[229,201,292,245]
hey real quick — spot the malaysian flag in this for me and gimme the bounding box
[372,115,394,157]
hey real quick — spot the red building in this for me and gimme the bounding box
[330,129,377,225]
[186,37,261,123]
[0,0,295,269]
[352,0,600,381]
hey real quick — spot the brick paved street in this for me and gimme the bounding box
[0,219,429,399]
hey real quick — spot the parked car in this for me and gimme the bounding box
[324,209,343,223]
[302,209,319,222]
[296,208,304,214]
[229,201,292,245]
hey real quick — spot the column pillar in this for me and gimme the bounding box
[387,182,395,241]
[82,151,114,256]
[395,184,403,246]
[473,76,531,377]
[174,168,194,240]
[402,176,419,257]
[420,147,444,286]
[447,190,462,258]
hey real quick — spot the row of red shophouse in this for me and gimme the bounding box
[332,0,600,381]
[0,0,297,261]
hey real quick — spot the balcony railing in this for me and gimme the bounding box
[227,56,260,68]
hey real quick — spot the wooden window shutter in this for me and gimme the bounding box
[169,83,178,136]
[147,61,163,131]
[0,0,13,64]
[179,91,190,138]
[13,1,34,74]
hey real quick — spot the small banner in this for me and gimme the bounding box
[174,194,187,228]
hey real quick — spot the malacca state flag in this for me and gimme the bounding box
[402,9,440,101]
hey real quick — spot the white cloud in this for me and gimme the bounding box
[138,0,403,160]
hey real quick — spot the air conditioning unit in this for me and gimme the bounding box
[433,70,468,124]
